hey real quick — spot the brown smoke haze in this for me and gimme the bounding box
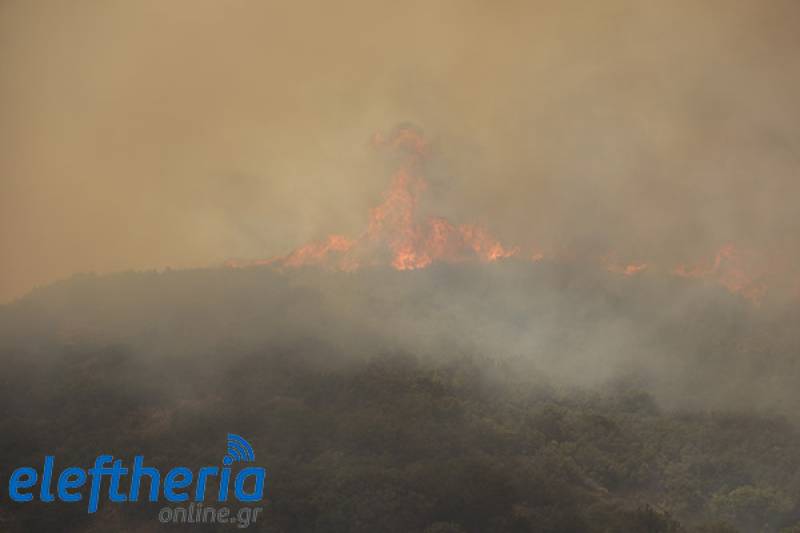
[2,0,800,302]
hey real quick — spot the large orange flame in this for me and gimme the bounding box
[228,127,792,306]
[248,127,519,273]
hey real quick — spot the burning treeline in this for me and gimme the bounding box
[228,127,796,306]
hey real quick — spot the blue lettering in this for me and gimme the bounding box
[218,467,231,502]
[194,466,218,501]
[129,456,160,502]
[87,455,114,513]
[57,467,87,502]
[108,460,128,502]
[9,467,38,502]
[164,467,193,502]
[234,467,265,502]
[40,456,55,502]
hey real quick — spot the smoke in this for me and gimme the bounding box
[3,258,799,421]
[2,0,800,302]
[2,0,800,409]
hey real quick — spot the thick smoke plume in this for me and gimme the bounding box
[2,0,800,303]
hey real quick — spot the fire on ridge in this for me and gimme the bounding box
[227,127,795,306]
[227,127,519,272]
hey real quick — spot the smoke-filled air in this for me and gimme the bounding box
[2,1,800,532]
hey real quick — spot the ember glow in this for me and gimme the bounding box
[674,244,773,305]
[229,128,793,306]
[601,254,650,277]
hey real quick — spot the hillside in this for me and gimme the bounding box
[2,264,800,532]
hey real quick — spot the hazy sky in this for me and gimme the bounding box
[2,0,799,302]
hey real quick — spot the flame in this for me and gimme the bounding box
[282,234,357,270]
[227,127,794,306]
[601,253,649,277]
[674,244,770,304]
[248,126,518,273]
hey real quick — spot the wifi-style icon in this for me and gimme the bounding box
[222,433,256,466]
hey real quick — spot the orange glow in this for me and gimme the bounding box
[601,254,649,277]
[227,129,792,306]
[282,234,357,270]
[674,244,769,304]
[248,127,518,273]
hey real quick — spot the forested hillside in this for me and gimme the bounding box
[2,264,800,532]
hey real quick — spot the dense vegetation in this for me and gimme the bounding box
[2,265,800,531]
[4,345,800,532]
